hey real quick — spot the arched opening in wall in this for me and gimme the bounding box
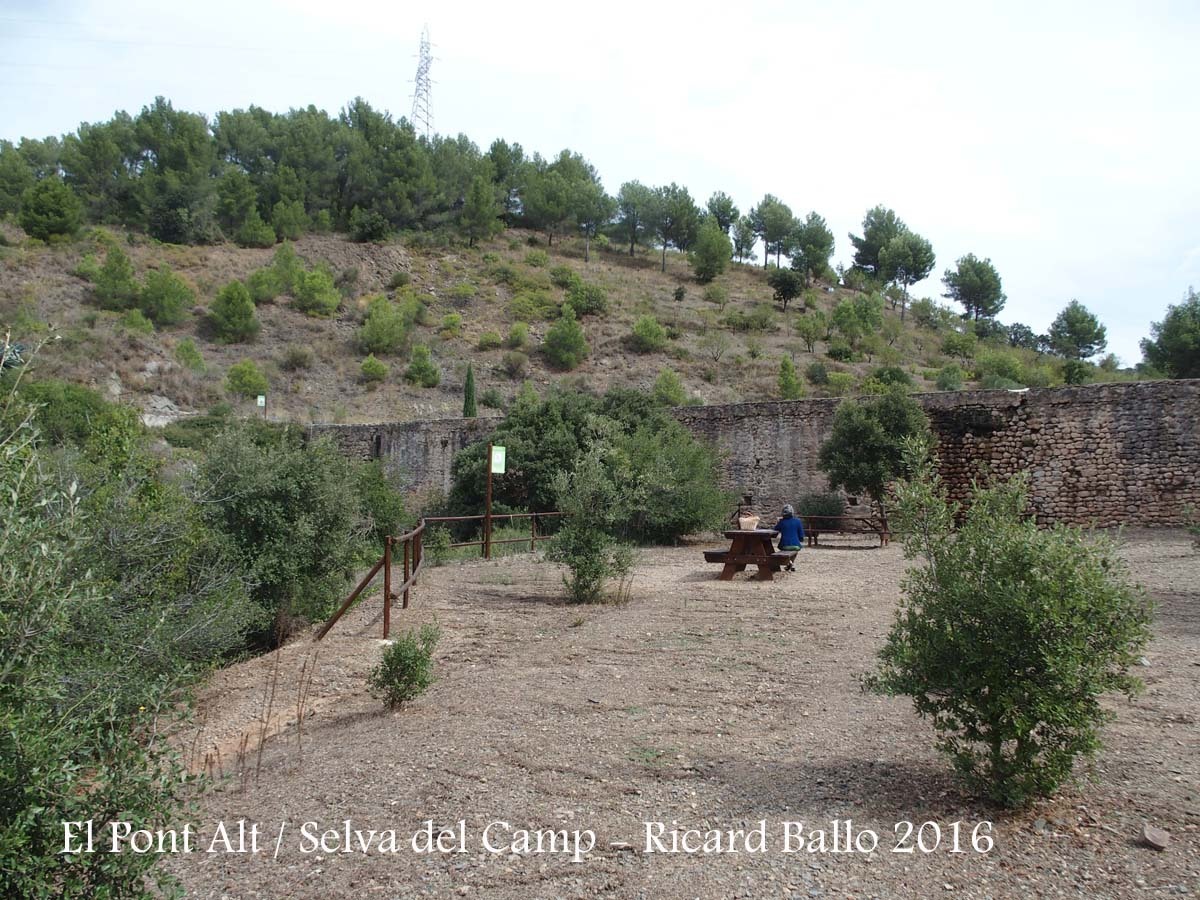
[372,434,382,460]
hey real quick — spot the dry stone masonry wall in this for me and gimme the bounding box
[308,380,1200,528]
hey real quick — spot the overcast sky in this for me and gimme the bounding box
[3,0,1198,365]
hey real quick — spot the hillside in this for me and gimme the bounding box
[0,222,1134,426]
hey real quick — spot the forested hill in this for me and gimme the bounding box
[2,95,1188,427]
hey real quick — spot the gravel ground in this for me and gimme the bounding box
[169,530,1199,899]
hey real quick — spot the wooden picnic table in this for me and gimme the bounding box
[703,529,797,581]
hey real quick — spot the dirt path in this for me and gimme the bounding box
[169,532,1199,899]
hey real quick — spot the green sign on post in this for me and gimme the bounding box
[490,445,506,474]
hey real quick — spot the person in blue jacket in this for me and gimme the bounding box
[771,504,804,571]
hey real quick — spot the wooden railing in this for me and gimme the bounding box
[314,512,562,641]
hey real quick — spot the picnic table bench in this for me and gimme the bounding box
[703,529,797,581]
[801,514,889,547]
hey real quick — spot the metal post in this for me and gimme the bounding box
[403,538,411,609]
[484,442,493,560]
[530,513,537,551]
[383,536,392,639]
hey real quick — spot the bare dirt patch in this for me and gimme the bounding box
[170,531,1199,899]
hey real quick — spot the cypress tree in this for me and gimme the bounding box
[463,363,477,417]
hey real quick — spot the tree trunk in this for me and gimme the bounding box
[661,243,667,272]
[584,232,590,263]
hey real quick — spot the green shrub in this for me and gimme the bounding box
[746,336,763,360]
[870,365,913,387]
[121,309,154,335]
[235,207,276,248]
[703,284,728,307]
[942,330,978,361]
[209,281,260,342]
[355,460,407,546]
[450,281,477,302]
[779,357,805,399]
[502,350,528,379]
[797,491,844,519]
[439,312,463,339]
[506,321,529,349]
[565,280,607,317]
[360,354,388,384]
[349,205,391,242]
[542,306,589,370]
[368,623,441,708]
[139,266,194,326]
[723,304,777,333]
[806,361,829,385]
[358,295,412,354]
[18,176,82,240]
[629,315,666,353]
[197,429,367,639]
[225,359,269,398]
[974,348,1023,384]
[174,337,205,372]
[279,344,313,371]
[480,387,504,409]
[547,450,634,603]
[826,339,854,362]
[508,289,558,321]
[868,444,1153,807]
[549,264,580,289]
[292,267,341,317]
[404,344,440,387]
[271,199,307,241]
[825,371,856,396]
[936,363,965,391]
[388,270,411,290]
[72,252,101,282]
[93,246,139,311]
[1061,359,1093,385]
[653,367,687,406]
[246,266,282,304]
[423,526,452,565]
[476,330,502,351]
[16,379,124,447]
[271,242,304,295]
[524,249,549,268]
[311,209,332,232]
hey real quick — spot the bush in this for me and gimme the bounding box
[506,321,529,349]
[358,295,413,354]
[542,306,589,370]
[360,354,388,385]
[139,266,194,326]
[271,241,304,295]
[547,450,634,603]
[121,309,154,335]
[367,623,441,708]
[869,365,912,388]
[476,330,503,351]
[826,339,854,362]
[196,429,367,639]
[942,330,978,361]
[271,199,307,241]
[653,367,686,406]
[225,359,269,398]
[797,491,844,520]
[806,361,829,385]
[868,444,1153,807]
[404,344,440,387]
[723,304,776,333]
[279,344,313,371]
[388,270,411,290]
[450,281,477,302]
[235,207,276,248]
[524,249,549,267]
[93,246,140,311]
[629,315,667,353]
[246,266,282,304]
[549,264,580,289]
[209,280,260,342]
[349,205,391,242]
[18,176,82,240]
[565,280,607,317]
[501,350,528,379]
[936,363,965,391]
[16,379,124,447]
[292,267,341,317]
[480,387,504,409]
[439,312,463,339]
[1061,359,1093,385]
[508,289,558,321]
[690,219,732,282]
[174,337,205,372]
[779,357,805,399]
[703,284,728,307]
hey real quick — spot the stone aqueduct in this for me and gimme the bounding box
[308,380,1200,528]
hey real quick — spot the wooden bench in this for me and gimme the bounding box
[802,515,889,548]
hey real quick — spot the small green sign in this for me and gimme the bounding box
[491,445,506,474]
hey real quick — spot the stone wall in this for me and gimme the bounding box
[309,380,1200,527]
